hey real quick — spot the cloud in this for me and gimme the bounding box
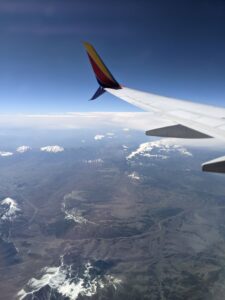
[1,1,135,37]
[16,146,31,153]
[0,112,167,130]
[40,145,64,153]
[7,24,117,36]
[126,139,193,160]
[0,151,13,157]
[0,112,223,150]
[94,134,105,141]
[0,1,87,15]
[106,132,115,136]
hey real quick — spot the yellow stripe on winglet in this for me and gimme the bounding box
[83,42,114,81]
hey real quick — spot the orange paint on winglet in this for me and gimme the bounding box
[83,42,121,89]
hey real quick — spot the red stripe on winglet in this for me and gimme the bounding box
[87,54,120,88]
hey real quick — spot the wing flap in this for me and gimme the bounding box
[146,124,212,139]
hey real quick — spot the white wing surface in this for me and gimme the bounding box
[84,42,225,173]
[107,87,225,141]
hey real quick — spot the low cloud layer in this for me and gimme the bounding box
[0,112,160,130]
[0,112,223,149]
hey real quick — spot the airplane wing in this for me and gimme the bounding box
[83,42,225,173]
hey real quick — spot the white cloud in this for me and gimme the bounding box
[127,139,192,160]
[0,151,13,157]
[16,146,31,153]
[94,135,105,141]
[0,112,166,131]
[40,145,64,153]
[0,112,222,150]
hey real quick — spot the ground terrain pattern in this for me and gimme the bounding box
[0,129,224,300]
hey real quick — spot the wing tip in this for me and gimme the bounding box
[83,41,93,52]
[83,41,121,90]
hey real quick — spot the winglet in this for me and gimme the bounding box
[90,86,105,101]
[83,42,121,99]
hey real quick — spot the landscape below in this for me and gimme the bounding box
[0,127,224,300]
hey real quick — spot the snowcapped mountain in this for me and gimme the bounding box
[40,145,64,153]
[128,172,141,181]
[0,197,21,221]
[62,202,87,224]
[64,208,87,224]
[18,258,121,300]
[16,146,31,153]
[83,158,104,165]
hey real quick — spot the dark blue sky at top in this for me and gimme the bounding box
[0,0,225,113]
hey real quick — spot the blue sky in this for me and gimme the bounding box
[0,0,225,113]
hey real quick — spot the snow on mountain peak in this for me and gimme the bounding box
[83,158,104,165]
[18,259,121,300]
[1,197,20,221]
[62,201,88,224]
[128,172,141,181]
